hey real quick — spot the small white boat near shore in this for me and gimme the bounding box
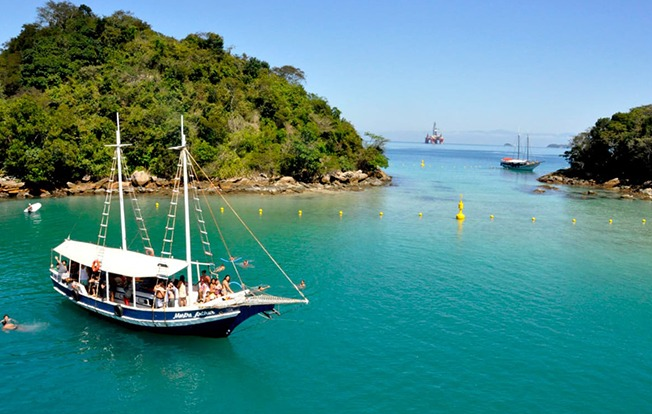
[25,202,42,213]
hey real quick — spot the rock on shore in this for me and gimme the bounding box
[537,169,652,200]
[0,169,392,198]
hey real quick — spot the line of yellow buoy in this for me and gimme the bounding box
[224,204,647,226]
[241,208,648,225]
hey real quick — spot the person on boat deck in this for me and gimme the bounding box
[88,274,99,296]
[154,281,166,308]
[201,270,217,285]
[222,275,234,295]
[79,265,90,287]
[56,258,68,282]
[165,280,178,307]
[202,266,225,281]
[123,277,134,306]
[2,314,18,331]
[207,278,222,301]
[69,261,80,281]
[197,276,210,303]
[98,279,107,301]
[177,275,187,307]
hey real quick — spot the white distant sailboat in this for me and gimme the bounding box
[500,134,541,172]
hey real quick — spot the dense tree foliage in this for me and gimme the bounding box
[0,1,387,189]
[564,105,652,183]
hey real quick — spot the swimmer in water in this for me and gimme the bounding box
[237,259,255,269]
[2,314,18,331]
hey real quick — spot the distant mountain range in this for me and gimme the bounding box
[546,143,570,148]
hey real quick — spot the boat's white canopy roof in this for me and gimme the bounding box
[53,239,188,278]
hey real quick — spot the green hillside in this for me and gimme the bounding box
[563,105,652,183]
[0,1,388,190]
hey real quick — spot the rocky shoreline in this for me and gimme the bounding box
[0,169,392,199]
[537,169,652,200]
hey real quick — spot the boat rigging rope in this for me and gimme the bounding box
[188,163,229,276]
[120,161,154,254]
[186,151,308,303]
[187,158,246,287]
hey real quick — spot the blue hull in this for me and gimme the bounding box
[52,277,274,338]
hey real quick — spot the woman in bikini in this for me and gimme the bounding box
[222,275,234,295]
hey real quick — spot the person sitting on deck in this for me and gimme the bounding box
[207,278,223,301]
[70,281,88,296]
[222,275,234,295]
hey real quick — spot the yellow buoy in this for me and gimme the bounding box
[572,218,576,224]
[643,218,646,224]
[298,210,302,216]
[339,210,343,217]
[531,217,536,222]
[418,212,423,218]
[421,160,425,167]
[455,194,465,221]
[155,202,159,209]
[220,207,224,213]
[259,208,263,215]
[609,218,613,224]
[489,215,494,220]
[379,212,384,217]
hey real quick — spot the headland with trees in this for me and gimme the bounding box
[0,1,390,198]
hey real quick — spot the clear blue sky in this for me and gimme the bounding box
[1,0,651,144]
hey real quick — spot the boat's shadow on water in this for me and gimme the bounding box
[53,300,260,385]
[55,298,239,351]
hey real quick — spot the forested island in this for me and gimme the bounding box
[539,104,652,198]
[0,1,390,197]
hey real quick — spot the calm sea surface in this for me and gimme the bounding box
[2,142,652,413]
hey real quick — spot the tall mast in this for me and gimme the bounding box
[181,116,193,281]
[517,133,521,159]
[116,113,127,250]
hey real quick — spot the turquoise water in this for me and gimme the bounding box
[2,143,652,413]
